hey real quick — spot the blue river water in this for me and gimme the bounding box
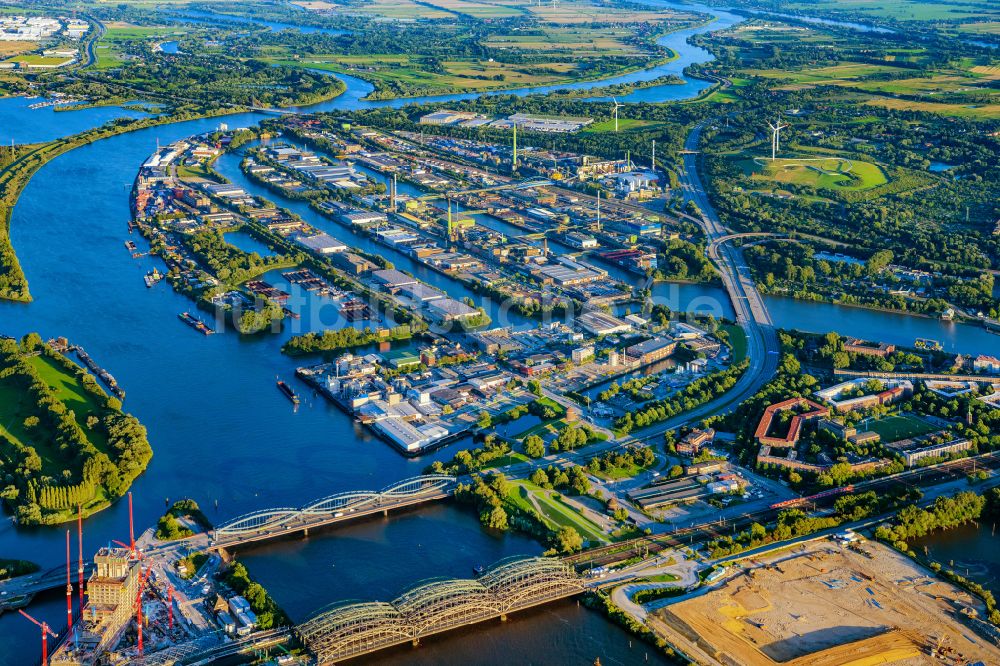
[0,2,996,662]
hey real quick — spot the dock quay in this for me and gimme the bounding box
[295,364,472,456]
[75,346,126,399]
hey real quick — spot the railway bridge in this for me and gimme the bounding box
[296,556,584,664]
[209,475,457,551]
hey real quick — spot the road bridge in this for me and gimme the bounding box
[208,475,457,551]
[296,556,584,664]
[0,561,95,613]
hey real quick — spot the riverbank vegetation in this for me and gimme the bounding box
[222,561,290,630]
[0,335,153,526]
[156,499,212,541]
[875,489,1000,626]
[281,324,414,356]
[706,488,918,557]
[0,558,39,582]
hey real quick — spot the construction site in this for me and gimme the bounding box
[651,539,1000,666]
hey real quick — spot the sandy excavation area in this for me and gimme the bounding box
[653,538,1000,666]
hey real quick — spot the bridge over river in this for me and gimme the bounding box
[296,556,584,664]
[208,474,457,551]
[0,561,95,614]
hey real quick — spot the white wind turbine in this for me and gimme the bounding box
[767,115,788,161]
[612,97,623,132]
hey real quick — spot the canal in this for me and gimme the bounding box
[0,1,996,662]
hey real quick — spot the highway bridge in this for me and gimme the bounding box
[208,475,457,551]
[0,561,95,614]
[296,556,584,664]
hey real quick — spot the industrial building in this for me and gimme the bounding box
[576,311,632,336]
[624,337,677,366]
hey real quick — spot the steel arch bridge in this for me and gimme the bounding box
[211,475,457,546]
[297,556,583,664]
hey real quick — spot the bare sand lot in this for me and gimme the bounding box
[652,539,1000,666]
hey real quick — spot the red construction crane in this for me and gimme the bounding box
[77,504,85,612]
[167,584,174,631]
[18,610,58,666]
[133,566,149,657]
[128,491,136,556]
[65,530,73,630]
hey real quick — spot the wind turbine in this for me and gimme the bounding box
[767,115,788,161]
[612,97,623,132]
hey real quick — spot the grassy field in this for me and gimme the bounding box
[3,54,72,67]
[508,480,607,543]
[867,414,939,442]
[102,24,188,41]
[865,98,1000,120]
[92,44,125,70]
[584,118,670,133]
[720,323,748,363]
[0,354,110,477]
[741,154,888,191]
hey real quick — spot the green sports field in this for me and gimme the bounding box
[867,414,939,442]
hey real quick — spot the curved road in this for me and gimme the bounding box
[626,122,781,442]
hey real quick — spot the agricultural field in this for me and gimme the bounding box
[865,97,1000,119]
[0,41,34,57]
[331,0,699,24]
[782,0,1000,23]
[417,0,526,19]
[350,0,454,19]
[866,414,940,443]
[717,18,1000,119]
[482,27,642,57]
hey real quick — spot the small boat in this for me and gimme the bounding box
[277,380,300,405]
[125,240,138,252]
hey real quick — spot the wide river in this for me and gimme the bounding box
[0,2,996,662]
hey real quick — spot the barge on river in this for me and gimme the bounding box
[179,311,216,335]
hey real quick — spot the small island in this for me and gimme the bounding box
[0,334,152,525]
